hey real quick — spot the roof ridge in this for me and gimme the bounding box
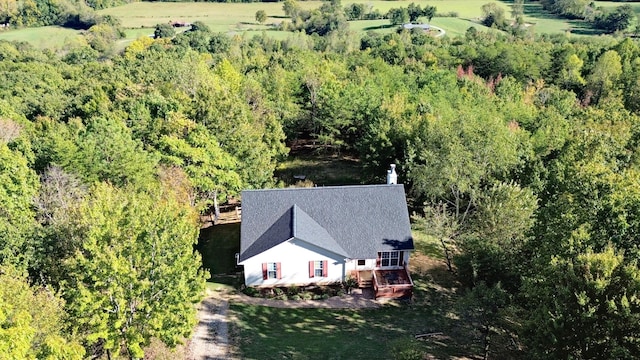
[242,184,403,193]
[292,205,349,258]
[292,204,297,238]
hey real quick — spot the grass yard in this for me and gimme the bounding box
[230,251,521,359]
[275,152,364,186]
[197,222,241,277]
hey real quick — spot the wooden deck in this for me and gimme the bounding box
[353,267,413,299]
[373,268,413,299]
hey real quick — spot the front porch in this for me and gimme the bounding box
[351,267,413,299]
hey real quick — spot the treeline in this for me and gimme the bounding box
[541,0,637,33]
[3,8,640,358]
[0,0,120,28]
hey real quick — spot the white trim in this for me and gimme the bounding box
[379,250,400,268]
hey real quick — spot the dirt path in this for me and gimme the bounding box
[188,296,231,360]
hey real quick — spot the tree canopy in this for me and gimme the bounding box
[2,12,640,358]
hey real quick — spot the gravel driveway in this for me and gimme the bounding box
[188,296,231,360]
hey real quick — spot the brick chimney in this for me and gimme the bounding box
[386,164,397,184]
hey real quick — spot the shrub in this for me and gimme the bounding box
[154,23,175,39]
[288,285,300,296]
[343,276,358,294]
[390,338,424,360]
[243,287,259,297]
[436,11,458,17]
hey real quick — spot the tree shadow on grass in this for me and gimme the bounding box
[523,3,562,20]
[362,24,395,31]
[230,254,489,359]
[566,19,606,36]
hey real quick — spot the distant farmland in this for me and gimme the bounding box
[0,0,633,49]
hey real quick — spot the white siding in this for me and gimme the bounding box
[345,258,376,272]
[240,238,347,287]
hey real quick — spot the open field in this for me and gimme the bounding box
[0,26,82,49]
[96,0,503,29]
[2,0,632,49]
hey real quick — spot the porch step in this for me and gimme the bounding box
[359,280,372,288]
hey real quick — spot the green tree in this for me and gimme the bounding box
[156,120,242,207]
[413,203,460,272]
[0,266,84,360]
[255,9,267,24]
[344,3,365,20]
[85,23,122,55]
[406,104,521,210]
[459,282,510,360]
[511,0,524,19]
[0,140,38,268]
[595,4,635,33]
[523,247,640,359]
[64,184,207,358]
[154,23,175,39]
[481,2,507,28]
[192,59,287,190]
[456,182,538,291]
[586,50,622,104]
[407,3,422,23]
[67,117,158,188]
[283,0,300,20]
[0,0,17,25]
[557,53,586,92]
[422,5,436,23]
[387,7,409,25]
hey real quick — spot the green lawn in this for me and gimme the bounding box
[230,266,514,359]
[197,223,241,276]
[275,152,364,187]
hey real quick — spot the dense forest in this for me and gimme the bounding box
[3,0,640,358]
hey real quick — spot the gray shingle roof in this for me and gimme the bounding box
[239,185,414,262]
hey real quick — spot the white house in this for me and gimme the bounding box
[238,165,414,298]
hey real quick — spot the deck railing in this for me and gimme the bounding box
[372,265,413,299]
